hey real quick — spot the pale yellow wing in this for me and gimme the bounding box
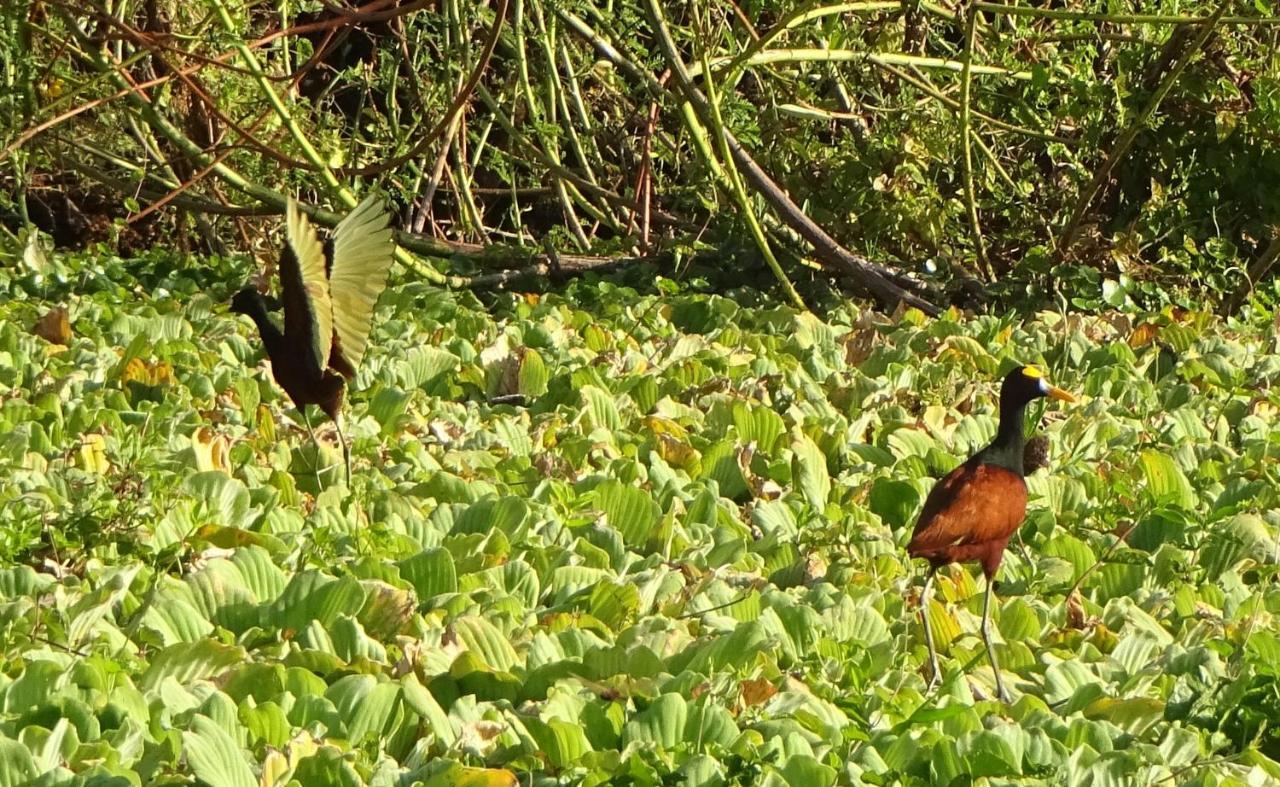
[282,197,333,376]
[326,194,396,371]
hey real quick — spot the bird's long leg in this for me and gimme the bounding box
[982,574,1009,702]
[300,407,325,492]
[920,565,942,691]
[333,411,351,483]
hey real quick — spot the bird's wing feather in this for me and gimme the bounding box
[280,198,334,379]
[907,462,1028,555]
[325,194,395,373]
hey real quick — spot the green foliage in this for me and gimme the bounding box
[3,0,1278,308]
[1,247,1280,783]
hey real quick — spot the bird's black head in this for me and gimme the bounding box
[1001,365,1074,407]
[229,286,262,316]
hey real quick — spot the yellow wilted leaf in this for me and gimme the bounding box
[149,361,174,386]
[656,433,700,469]
[120,357,147,384]
[844,327,877,367]
[923,598,960,651]
[120,357,174,387]
[644,415,689,441]
[78,433,110,474]
[937,335,997,375]
[1253,399,1278,420]
[259,750,289,787]
[33,307,71,345]
[192,426,229,473]
[1129,322,1159,348]
[446,766,518,787]
[660,435,701,470]
[256,404,275,443]
[194,524,267,549]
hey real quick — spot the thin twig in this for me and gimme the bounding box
[959,3,991,278]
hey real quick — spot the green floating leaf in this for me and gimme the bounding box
[1041,533,1096,582]
[400,547,458,600]
[451,615,520,672]
[701,440,749,500]
[271,573,367,631]
[326,675,401,743]
[1083,696,1165,736]
[525,718,594,769]
[623,693,687,749]
[399,346,458,388]
[402,673,457,747]
[733,402,786,453]
[454,496,529,537]
[518,347,549,397]
[596,480,661,547]
[791,434,830,508]
[959,726,1025,777]
[140,640,246,692]
[66,564,138,647]
[292,746,365,787]
[580,385,622,433]
[779,753,837,787]
[368,387,411,431]
[182,715,257,787]
[0,737,37,787]
[184,471,251,525]
[589,581,640,631]
[1138,450,1194,509]
[869,478,920,529]
[1201,513,1272,580]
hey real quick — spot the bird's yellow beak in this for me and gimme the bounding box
[1046,386,1075,403]
[1025,365,1074,403]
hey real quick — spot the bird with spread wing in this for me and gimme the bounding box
[230,195,396,481]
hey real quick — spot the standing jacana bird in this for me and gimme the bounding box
[907,364,1074,700]
[230,195,396,480]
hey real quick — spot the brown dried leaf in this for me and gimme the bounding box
[1065,590,1085,630]
[740,677,778,707]
[33,307,71,345]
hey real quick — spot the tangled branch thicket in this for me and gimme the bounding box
[3,0,1279,311]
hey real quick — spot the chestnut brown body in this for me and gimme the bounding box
[907,460,1028,579]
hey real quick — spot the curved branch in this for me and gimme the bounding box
[641,0,940,315]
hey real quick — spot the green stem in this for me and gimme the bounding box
[690,48,1034,80]
[656,0,805,308]
[959,3,990,278]
[719,1,901,87]
[974,1,1275,25]
[208,0,345,199]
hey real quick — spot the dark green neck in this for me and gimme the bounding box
[238,293,285,357]
[975,395,1028,474]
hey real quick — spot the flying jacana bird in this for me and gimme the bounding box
[230,195,396,480]
[907,364,1074,700]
